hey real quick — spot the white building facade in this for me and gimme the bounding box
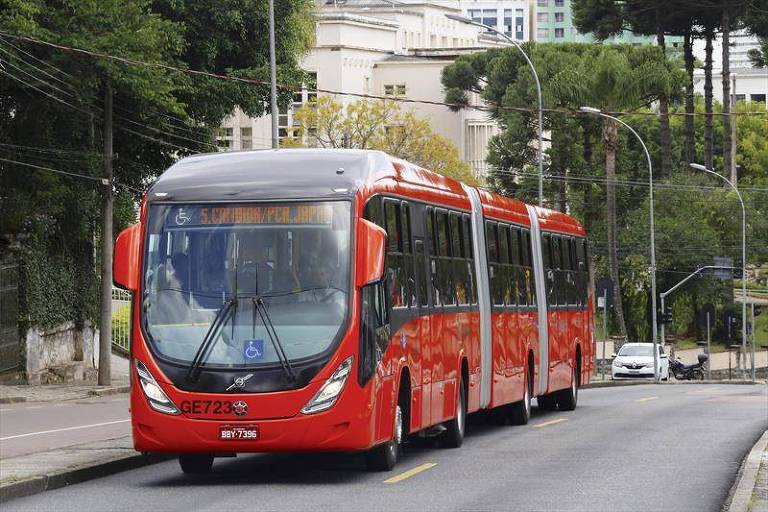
[221,0,507,178]
[692,29,768,108]
[458,0,530,41]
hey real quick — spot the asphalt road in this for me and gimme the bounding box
[0,396,130,458]
[3,383,767,512]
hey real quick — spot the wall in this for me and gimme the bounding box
[24,321,98,384]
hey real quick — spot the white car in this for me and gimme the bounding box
[611,343,669,380]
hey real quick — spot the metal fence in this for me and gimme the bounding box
[111,287,132,354]
[0,261,20,374]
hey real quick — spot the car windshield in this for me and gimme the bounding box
[618,345,653,357]
[142,201,351,367]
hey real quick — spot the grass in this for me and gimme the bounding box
[111,304,131,351]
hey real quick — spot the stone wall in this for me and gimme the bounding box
[24,321,99,384]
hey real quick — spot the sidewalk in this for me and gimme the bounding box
[726,430,768,512]
[0,354,130,404]
[0,436,171,503]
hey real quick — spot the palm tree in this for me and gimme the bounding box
[549,46,684,339]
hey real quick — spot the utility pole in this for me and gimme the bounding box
[731,74,737,185]
[98,84,113,386]
[268,0,279,149]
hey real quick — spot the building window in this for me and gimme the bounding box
[240,127,252,150]
[537,0,548,7]
[503,9,513,36]
[751,94,766,104]
[537,28,550,39]
[555,12,564,22]
[555,28,565,38]
[537,12,549,23]
[384,84,407,97]
[468,8,497,31]
[555,0,564,6]
[465,123,498,177]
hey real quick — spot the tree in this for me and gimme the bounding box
[287,96,480,185]
[0,0,313,383]
[571,0,682,178]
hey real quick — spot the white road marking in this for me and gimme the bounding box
[25,406,44,410]
[0,420,130,441]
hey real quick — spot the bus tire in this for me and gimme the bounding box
[442,378,467,448]
[537,393,558,410]
[557,364,579,411]
[179,453,214,475]
[508,369,531,425]
[366,402,403,471]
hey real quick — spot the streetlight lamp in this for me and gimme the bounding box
[690,162,750,380]
[580,106,660,381]
[268,0,279,149]
[445,13,544,207]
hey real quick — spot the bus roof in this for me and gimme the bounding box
[146,148,394,203]
[146,148,584,236]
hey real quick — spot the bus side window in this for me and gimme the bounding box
[383,200,404,309]
[437,210,455,306]
[364,196,383,227]
[463,214,476,304]
[401,202,414,307]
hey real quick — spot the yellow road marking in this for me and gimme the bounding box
[533,418,568,428]
[384,462,437,484]
[636,396,659,402]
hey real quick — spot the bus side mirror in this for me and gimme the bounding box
[356,218,386,288]
[114,223,141,291]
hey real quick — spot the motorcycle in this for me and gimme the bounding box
[669,353,708,380]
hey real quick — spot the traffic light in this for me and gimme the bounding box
[659,304,673,325]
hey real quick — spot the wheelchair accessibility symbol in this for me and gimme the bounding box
[243,339,264,361]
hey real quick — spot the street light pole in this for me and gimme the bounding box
[445,13,544,207]
[580,106,659,381]
[690,162,749,380]
[268,0,279,149]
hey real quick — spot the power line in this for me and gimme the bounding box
[1,30,766,120]
[0,156,108,184]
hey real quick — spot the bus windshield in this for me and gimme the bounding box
[142,201,351,368]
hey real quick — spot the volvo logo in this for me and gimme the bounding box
[232,400,248,416]
[226,373,253,391]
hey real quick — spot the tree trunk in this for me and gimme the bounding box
[99,84,114,386]
[704,28,715,170]
[603,119,628,339]
[722,6,732,181]
[656,14,672,178]
[684,31,696,165]
[581,121,594,235]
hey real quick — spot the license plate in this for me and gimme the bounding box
[219,424,259,441]
[629,369,640,374]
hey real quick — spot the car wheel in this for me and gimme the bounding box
[508,369,531,425]
[179,453,214,475]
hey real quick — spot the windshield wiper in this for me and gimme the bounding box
[252,296,296,381]
[186,297,237,383]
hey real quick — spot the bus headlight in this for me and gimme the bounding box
[301,356,353,415]
[135,359,180,415]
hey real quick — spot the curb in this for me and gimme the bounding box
[583,380,766,389]
[0,452,174,504]
[0,397,27,404]
[86,385,131,397]
[724,430,768,512]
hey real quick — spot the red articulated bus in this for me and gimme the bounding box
[113,149,594,474]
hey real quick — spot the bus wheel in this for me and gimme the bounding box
[366,403,403,471]
[557,365,579,411]
[508,370,531,425]
[537,393,558,410]
[442,378,467,448]
[179,453,214,475]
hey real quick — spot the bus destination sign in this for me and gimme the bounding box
[168,204,333,227]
